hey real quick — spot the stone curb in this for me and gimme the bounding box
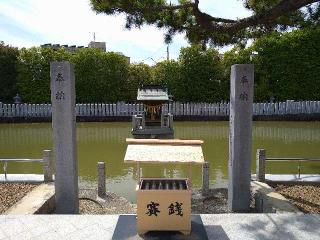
[5,182,55,214]
[251,181,300,213]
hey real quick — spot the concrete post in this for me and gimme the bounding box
[132,115,137,130]
[161,114,164,127]
[256,149,266,182]
[7,104,11,117]
[0,102,3,117]
[97,162,106,198]
[142,114,146,128]
[188,163,192,189]
[169,114,173,129]
[228,64,254,212]
[50,61,79,214]
[43,150,54,182]
[202,162,210,195]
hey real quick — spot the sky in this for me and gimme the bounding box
[0,0,251,65]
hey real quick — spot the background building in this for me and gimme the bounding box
[40,41,130,63]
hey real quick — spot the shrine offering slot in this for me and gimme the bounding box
[140,179,187,190]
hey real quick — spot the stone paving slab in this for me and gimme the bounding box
[0,174,44,183]
[201,213,320,240]
[0,214,319,240]
[112,215,208,239]
[265,174,320,183]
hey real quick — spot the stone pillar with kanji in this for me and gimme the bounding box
[50,61,79,214]
[228,64,254,212]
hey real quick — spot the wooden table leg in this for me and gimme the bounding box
[137,162,140,185]
[188,163,192,189]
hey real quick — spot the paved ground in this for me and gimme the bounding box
[0,214,319,240]
[252,174,320,183]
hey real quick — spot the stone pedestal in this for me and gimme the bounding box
[228,64,254,212]
[50,61,79,214]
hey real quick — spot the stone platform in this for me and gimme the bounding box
[252,174,320,183]
[0,214,319,240]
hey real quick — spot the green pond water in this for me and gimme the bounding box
[0,121,320,202]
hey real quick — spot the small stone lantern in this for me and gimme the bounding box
[13,94,22,104]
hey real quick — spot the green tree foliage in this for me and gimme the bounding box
[222,46,273,101]
[90,0,319,46]
[253,27,320,101]
[0,42,19,103]
[17,47,129,103]
[17,47,70,103]
[223,27,320,101]
[72,49,129,102]
[7,27,320,103]
[153,60,181,100]
[177,45,224,102]
[126,63,153,101]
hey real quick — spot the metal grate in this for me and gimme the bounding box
[140,179,187,190]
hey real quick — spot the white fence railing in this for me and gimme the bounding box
[0,100,319,118]
[0,150,53,182]
[256,149,320,182]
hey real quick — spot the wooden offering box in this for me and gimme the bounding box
[124,138,205,235]
[137,178,191,235]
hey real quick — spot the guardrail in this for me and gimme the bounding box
[0,150,54,182]
[256,149,320,181]
[0,100,319,118]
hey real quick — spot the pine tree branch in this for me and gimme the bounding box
[91,0,320,44]
[227,0,319,32]
[160,0,319,31]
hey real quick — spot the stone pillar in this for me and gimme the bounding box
[202,162,210,195]
[50,61,79,214]
[97,162,106,198]
[43,150,54,182]
[228,64,254,212]
[256,149,266,182]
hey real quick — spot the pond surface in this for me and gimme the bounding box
[0,121,320,202]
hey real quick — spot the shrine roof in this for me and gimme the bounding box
[137,85,169,101]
